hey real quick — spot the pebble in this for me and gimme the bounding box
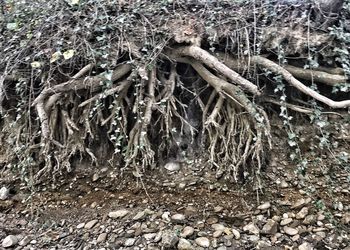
[195,237,210,248]
[144,233,157,241]
[0,187,10,200]
[133,211,146,221]
[296,207,309,219]
[92,173,99,182]
[164,162,180,171]
[281,218,293,226]
[124,238,136,247]
[206,217,218,224]
[162,212,171,222]
[261,219,278,235]
[292,198,311,209]
[298,242,313,250]
[77,223,85,229]
[257,240,271,249]
[257,202,271,210]
[177,238,193,250]
[303,215,316,225]
[162,230,179,248]
[214,206,224,213]
[280,180,289,188]
[97,233,107,243]
[211,223,225,231]
[213,230,223,238]
[108,209,129,219]
[19,236,31,246]
[2,235,18,248]
[232,228,240,240]
[84,219,98,229]
[283,226,299,236]
[243,223,260,235]
[171,214,186,223]
[217,247,227,250]
[180,226,194,238]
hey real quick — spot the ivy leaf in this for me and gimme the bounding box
[66,0,79,6]
[6,22,18,31]
[63,50,75,60]
[31,61,41,68]
[50,51,62,63]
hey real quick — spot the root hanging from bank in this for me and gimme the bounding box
[2,41,349,184]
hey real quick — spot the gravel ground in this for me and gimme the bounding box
[1,121,349,250]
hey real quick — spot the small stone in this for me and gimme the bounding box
[184,206,197,216]
[281,218,293,226]
[171,214,186,223]
[0,187,10,200]
[92,173,99,182]
[180,226,194,238]
[257,202,271,210]
[272,215,281,222]
[283,226,299,236]
[341,213,350,225]
[19,236,31,246]
[211,224,225,231]
[214,206,224,213]
[133,211,146,221]
[232,228,240,240]
[162,230,179,248]
[84,219,98,229]
[97,233,107,243]
[280,180,289,188]
[195,237,210,248]
[303,215,316,225]
[315,231,326,238]
[124,238,136,247]
[2,235,18,248]
[243,223,260,235]
[296,207,309,220]
[90,202,97,208]
[177,238,193,250]
[223,235,233,246]
[162,212,171,222]
[247,235,260,242]
[77,223,85,229]
[261,219,278,235]
[317,214,325,221]
[206,217,218,224]
[164,162,180,171]
[178,183,186,189]
[292,198,311,209]
[144,233,157,241]
[108,209,129,219]
[154,231,162,243]
[292,234,300,241]
[298,242,313,250]
[217,246,227,250]
[213,230,223,238]
[257,240,271,249]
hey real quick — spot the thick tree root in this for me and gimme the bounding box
[252,56,350,109]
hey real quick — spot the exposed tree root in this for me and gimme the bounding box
[164,47,271,180]
[170,46,260,95]
[252,56,350,109]
[220,53,348,87]
[1,43,348,184]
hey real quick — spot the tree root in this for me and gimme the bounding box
[169,46,260,95]
[220,53,348,87]
[165,48,271,179]
[252,56,350,108]
[33,63,131,139]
